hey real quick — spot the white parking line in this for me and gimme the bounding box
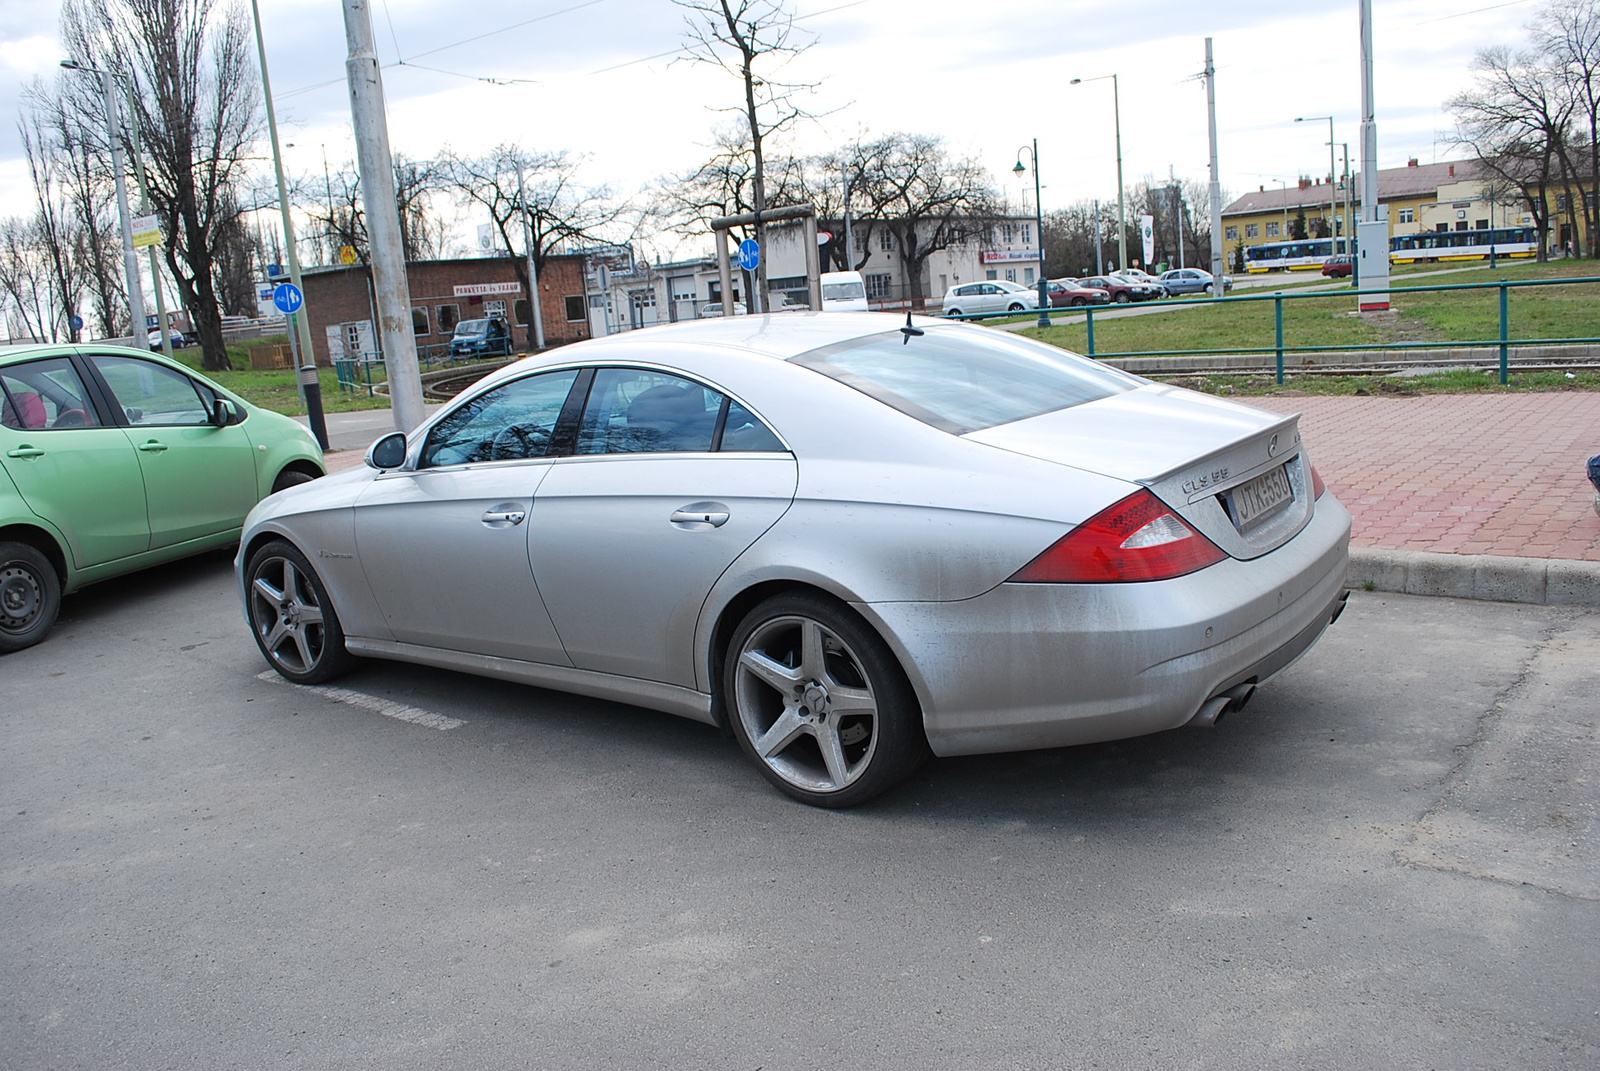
[255,671,464,731]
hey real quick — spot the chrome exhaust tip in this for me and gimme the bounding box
[1187,683,1258,728]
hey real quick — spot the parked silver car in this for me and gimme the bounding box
[941,279,1040,317]
[238,314,1350,807]
[1158,267,1234,296]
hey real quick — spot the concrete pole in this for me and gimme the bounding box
[1205,38,1225,283]
[103,72,147,345]
[1112,75,1127,272]
[252,0,318,374]
[1360,0,1379,221]
[841,158,854,271]
[342,0,425,432]
[514,160,546,350]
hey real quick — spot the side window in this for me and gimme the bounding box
[577,369,721,455]
[91,355,210,426]
[718,399,784,452]
[420,368,580,468]
[1,358,102,430]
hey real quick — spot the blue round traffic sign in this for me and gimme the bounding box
[272,282,304,315]
[738,238,760,271]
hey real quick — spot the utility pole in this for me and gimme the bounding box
[1356,0,1390,310]
[514,159,546,350]
[1205,37,1225,284]
[123,86,172,358]
[342,0,425,432]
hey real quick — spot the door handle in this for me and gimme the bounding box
[5,446,45,459]
[136,440,169,453]
[481,509,527,526]
[670,508,730,527]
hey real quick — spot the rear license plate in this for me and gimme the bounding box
[1227,464,1293,528]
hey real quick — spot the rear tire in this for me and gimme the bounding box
[1007,302,1025,312]
[0,541,60,653]
[245,540,356,684]
[1114,292,1130,304]
[723,592,929,808]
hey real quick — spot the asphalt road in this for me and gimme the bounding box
[3,557,1597,1069]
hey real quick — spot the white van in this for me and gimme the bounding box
[820,271,870,312]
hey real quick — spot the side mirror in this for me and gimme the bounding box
[213,398,243,426]
[366,431,409,471]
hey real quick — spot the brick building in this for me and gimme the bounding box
[298,255,590,365]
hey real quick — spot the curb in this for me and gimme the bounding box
[1349,547,1600,607]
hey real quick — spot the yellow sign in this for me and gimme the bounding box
[340,245,358,265]
[132,214,163,248]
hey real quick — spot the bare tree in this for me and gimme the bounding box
[15,102,88,342]
[675,0,816,311]
[59,0,263,369]
[0,219,55,343]
[1533,0,1600,255]
[845,133,1001,303]
[442,146,622,348]
[1447,45,1577,260]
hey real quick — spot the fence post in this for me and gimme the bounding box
[1274,293,1285,385]
[1086,306,1096,357]
[1498,281,1509,385]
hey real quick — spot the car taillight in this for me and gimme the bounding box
[1311,465,1327,499]
[1010,489,1227,583]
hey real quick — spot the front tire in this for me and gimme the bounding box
[1007,302,1025,312]
[0,542,60,653]
[1114,291,1130,304]
[272,469,318,494]
[245,540,355,684]
[724,592,928,807]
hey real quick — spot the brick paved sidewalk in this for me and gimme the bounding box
[1246,392,1600,563]
[323,392,1600,564]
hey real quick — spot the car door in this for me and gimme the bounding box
[1,355,150,567]
[351,368,580,665]
[527,367,797,687]
[87,353,259,550]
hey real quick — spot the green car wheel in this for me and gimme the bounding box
[0,542,60,654]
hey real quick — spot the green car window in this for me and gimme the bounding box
[92,355,212,426]
[1,358,102,430]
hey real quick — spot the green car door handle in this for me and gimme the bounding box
[136,440,169,453]
[6,446,46,459]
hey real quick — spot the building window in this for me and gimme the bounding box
[1475,219,1488,230]
[865,273,892,299]
[436,303,460,332]
[879,230,894,251]
[1001,223,1016,243]
[1266,221,1280,237]
[564,295,585,322]
[985,269,997,280]
[1023,268,1035,284]
[1004,268,1016,282]
[1225,226,1238,240]
[1245,223,1259,238]
[411,306,429,335]
[1556,193,1571,212]
[1022,225,1032,244]
[1399,208,1414,224]
[514,298,531,325]
[1455,221,1469,231]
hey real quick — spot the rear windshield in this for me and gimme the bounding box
[790,327,1138,434]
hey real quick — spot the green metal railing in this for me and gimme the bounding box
[954,274,1600,385]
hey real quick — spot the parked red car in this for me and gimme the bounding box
[1322,254,1354,278]
[1045,279,1111,307]
[1079,274,1162,303]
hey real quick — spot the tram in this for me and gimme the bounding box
[1244,226,1539,272]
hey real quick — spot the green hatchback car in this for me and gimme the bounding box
[1,343,325,652]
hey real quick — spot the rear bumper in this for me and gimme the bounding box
[859,495,1353,757]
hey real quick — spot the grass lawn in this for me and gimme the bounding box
[1156,367,1600,398]
[1012,260,1600,360]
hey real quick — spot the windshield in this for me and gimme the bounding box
[994,280,1031,293]
[790,327,1138,434]
[822,281,866,301]
[454,319,488,336]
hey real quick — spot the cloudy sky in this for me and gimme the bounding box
[0,0,1540,257]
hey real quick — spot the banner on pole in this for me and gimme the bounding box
[1140,215,1155,267]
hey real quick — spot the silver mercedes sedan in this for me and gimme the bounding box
[237,313,1351,807]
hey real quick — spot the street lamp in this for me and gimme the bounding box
[1295,116,1338,253]
[1070,74,1126,272]
[60,59,146,344]
[1012,140,1050,328]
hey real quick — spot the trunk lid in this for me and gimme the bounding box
[965,384,1315,559]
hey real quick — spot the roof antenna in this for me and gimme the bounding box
[900,310,924,345]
